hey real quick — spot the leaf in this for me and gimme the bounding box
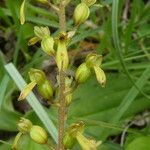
[70,27,102,46]
[0,75,10,110]
[2,8,59,28]
[0,7,12,26]
[0,109,21,131]
[101,142,123,150]
[5,63,58,143]
[0,51,6,80]
[0,143,11,150]
[126,136,150,150]
[0,134,50,150]
[6,0,20,26]
[18,134,50,150]
[100,66,150,140]
[13,27,23,65]
[68,67,150,140]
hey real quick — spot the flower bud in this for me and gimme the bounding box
[63,122,85,149]
[81,0,97,6]
[20,0,26,25]
[30,125,48,144]
[17,118,33,133]
[75,63,91,84]
[65,77,73,106]
[28,68,46,85]
[41,36,55,56]
[73,3,90,26]
[28,37,40,46]
[68,122,85,137]
[66,92,73,106]
[93,66,106,87]
[37,80,53,100]
[56,40,69,71]
[34,26,50,39]
[63,132,76,149]
[67,30,76,38]
[86,53,102,68]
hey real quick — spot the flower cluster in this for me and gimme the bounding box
[18,68,53,101]
[16,0,106,149]
[76,53,106,87]
[63,122,101,150]
[12,118,48,149]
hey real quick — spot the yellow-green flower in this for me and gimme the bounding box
[75,63,91,84]
[56,37,69,71]
[93,66,106,87]
[73,3,90,25]
[41,35,55,56]
[18,81,36,101]
[30,125,48,144]
[17,118,33,133]
[76,132,101,150]
[20,0,26,25]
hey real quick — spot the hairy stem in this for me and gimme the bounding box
[57,68,66,150]
[58,1,66,32]
[57,1,66,150]
[48,2,59,12]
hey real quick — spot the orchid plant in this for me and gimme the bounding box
[12,0,106,149]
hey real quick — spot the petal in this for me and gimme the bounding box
[34,26,50,38]
[18,81,36,101]
[94,66,106,87]
[12,132,23,150]
[20,0,26,25]
[86,53,102,68]
[28,68,46,84]
[76,132,101,150]
[28,37,41,46]
[56,40,69,71]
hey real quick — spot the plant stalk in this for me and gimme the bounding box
[57,68,66,150]
[57,1,66,150]
[58,1,66,32]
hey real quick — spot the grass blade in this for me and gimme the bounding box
[0,7,12,26]
[5,63,58,143]
[70,27,102,46]
[0,75,10,110]
[13,27,23,65]
[112,0,150,99]
[76,118,140,135]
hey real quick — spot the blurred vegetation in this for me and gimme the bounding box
[0,0,150,149]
